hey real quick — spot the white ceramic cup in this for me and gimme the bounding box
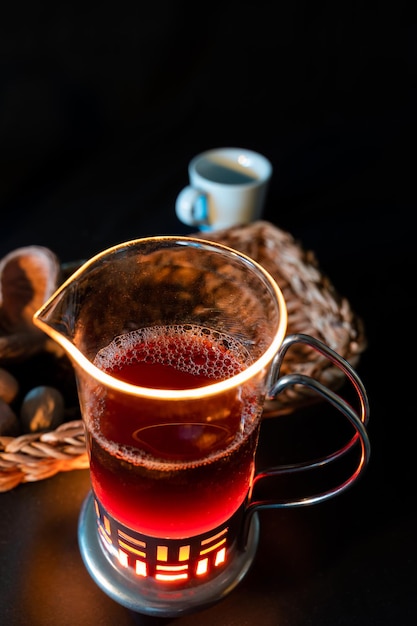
[175,147,273,231]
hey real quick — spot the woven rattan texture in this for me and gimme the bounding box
[0,221,366,491]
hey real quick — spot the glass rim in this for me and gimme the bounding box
[34,235,288,399]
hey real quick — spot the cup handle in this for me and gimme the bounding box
[240,333,371,548]
[175,186,210,227]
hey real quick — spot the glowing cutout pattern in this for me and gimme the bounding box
[94,496,242,585]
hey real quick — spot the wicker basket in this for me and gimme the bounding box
[0,221,366,491]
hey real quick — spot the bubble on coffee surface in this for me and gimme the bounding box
[89,324,259,471]
[93,324,251,381]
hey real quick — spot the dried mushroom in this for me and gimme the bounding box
[0,246,62,363]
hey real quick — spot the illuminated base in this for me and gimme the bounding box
[78,491,260,618]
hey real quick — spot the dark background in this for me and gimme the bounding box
[1,2,414,264]
[0,2,415,625]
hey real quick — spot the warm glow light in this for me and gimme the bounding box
[215,547,226,566]
[135,560,147,577]
[179,545,190,561]
[200,538,226,555]
[104,516,111,535]
[155,573,189,582]
[156,564,188,571]
[157,545,168,561]
[196,558,209,576]
[33,239,288,401]
[98,525,112,546]
[95,494,233,584]
[118,540,146,557]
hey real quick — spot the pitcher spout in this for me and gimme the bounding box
[33,267,86,369]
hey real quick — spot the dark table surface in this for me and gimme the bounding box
[0,3,415,625]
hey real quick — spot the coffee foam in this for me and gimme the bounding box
[94,324,250,380]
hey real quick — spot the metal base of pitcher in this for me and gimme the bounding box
[78,491,260,618]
